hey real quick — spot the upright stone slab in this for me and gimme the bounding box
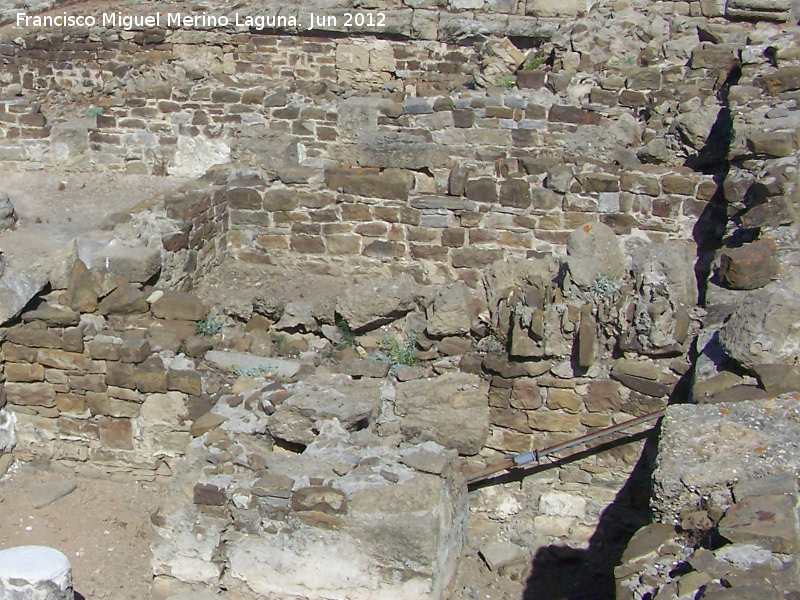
[0,546,74,600]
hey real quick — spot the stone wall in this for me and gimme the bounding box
[6,0,796,274]
[2,292,214,477]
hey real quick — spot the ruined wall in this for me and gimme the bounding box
[1,293,215,477]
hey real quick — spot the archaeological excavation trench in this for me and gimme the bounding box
[0,0,799,598]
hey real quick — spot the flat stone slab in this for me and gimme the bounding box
[204,351,302,379]
[28,480,77,509]
[718,494,799,554]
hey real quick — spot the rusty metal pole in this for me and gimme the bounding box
[465,408,666,485]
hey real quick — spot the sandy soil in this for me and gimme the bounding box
[0,461,165,600]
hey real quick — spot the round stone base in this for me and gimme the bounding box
[0,546,74,600]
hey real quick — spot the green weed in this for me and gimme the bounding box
[334,316,357,350]
[196,317,223,336]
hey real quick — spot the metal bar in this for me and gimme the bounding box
[465,408,666,485]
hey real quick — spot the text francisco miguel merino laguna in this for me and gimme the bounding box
[16,11,387,30]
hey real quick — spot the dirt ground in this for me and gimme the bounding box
[0,460,164,600]
[0,170,188,269]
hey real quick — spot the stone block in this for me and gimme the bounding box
[747,131,795,158]
[527,411,580,432]
[6,324,61,349]
[5,363,45,382]
[135,358,168,393]
[395,372,489,455]
[152,292,208,321]
[548,105,600,125]
[585,380,621,412]
[6,382,56,407]
[465,178,498,203]
[91,246,161,284]
[2,342,37,363]
[690,43,738,69]
[97,282,148,315]
[717,238,778,290]
[167,370,203,395]
[545,389,582,413]
[756,67,800,94]
[99,417,134,450]
[499,179,530,208]
[356,133,448,170]
[38,348,92,372]
[526,0,584,16]
[718,494,799,554]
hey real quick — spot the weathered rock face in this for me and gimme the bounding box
[652,397,800,522]
[335,274,420,332]
[392,372,489,456]
[566,222,626,290]
[718,280,800,369]
[620,399,800,600]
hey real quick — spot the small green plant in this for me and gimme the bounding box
[85,106,103,117]
[177,343,187,355]
[334,316,357,350]
[235,364,272,377]
[522,49,548,71]
[592,275,620,300]
[378,332,420,368]
[271,332,286,347]
[496,75,517,89]
[196,316,223,336]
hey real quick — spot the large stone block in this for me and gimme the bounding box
[526,0,585,17]
[717,238,779,290]
[91,246,161,284]
[394,372,489,455]
[718,278,800,369]
[356,133,448,170]
[153,425,467,600]
[566,222,625,290]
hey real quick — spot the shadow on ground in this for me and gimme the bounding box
[510,432,659,600]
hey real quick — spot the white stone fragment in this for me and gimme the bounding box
[0,546,74,600]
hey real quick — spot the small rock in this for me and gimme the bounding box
[338,357,391,379]
[479,541,527,572]
[190,412,227,437]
